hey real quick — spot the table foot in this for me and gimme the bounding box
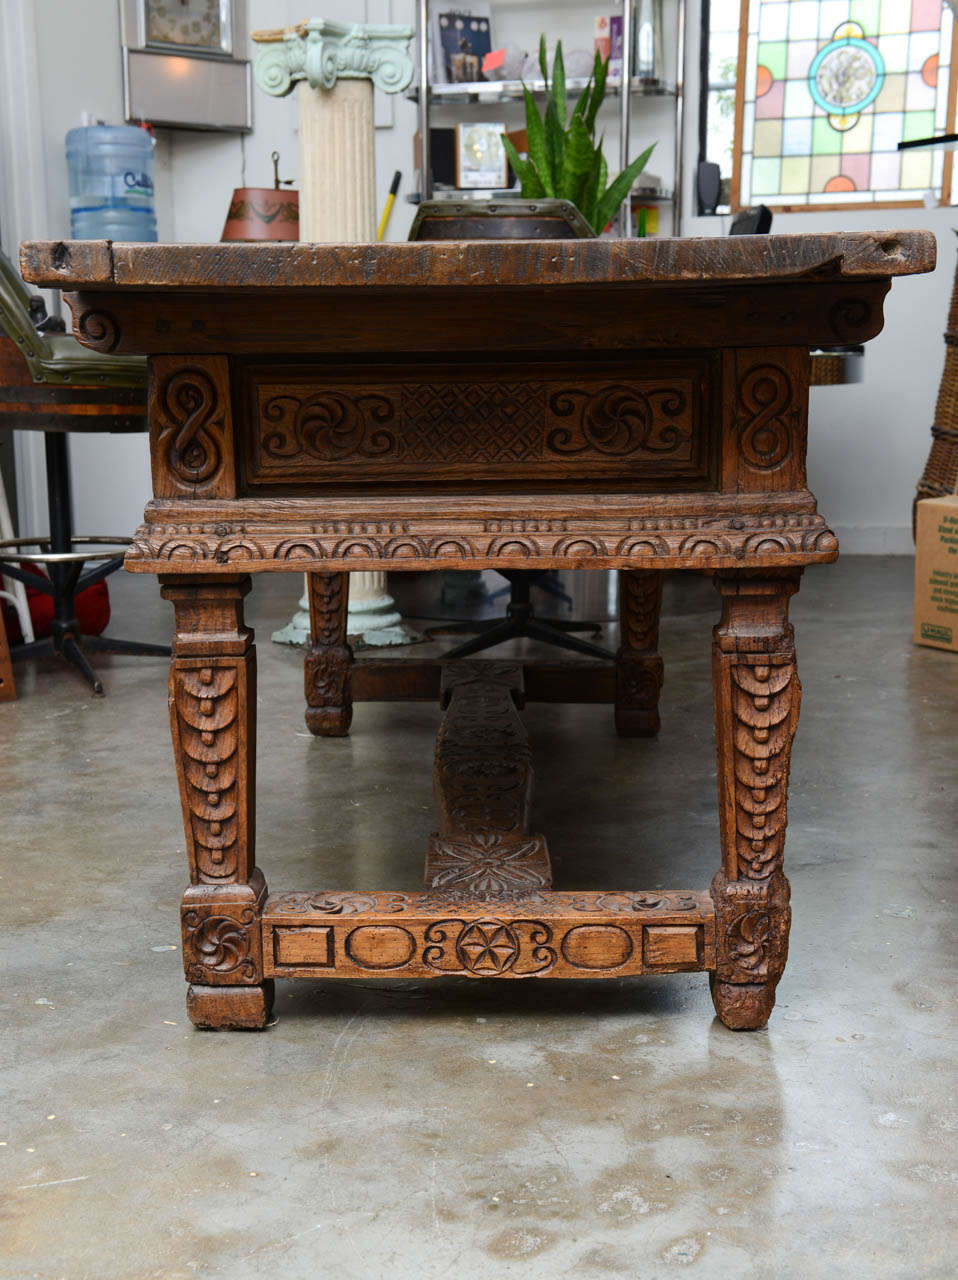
[186,981,275,1030]
[709,976,778,1031]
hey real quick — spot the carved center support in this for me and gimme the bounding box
[254,18,417,647]
[160,575,272,1029]
[709,570,802,1030]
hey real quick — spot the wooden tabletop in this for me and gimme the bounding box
[19,231,936,293]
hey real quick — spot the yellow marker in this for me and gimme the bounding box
[377,170,402,242]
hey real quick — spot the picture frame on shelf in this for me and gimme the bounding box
[432,5,493,84]
[455,121,508,188]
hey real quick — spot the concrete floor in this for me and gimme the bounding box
[1,559,955,1279]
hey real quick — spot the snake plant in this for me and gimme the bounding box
[501,37,655,235]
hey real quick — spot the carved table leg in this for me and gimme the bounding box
[709,570,802,1030]
[160,575,273,1030]
[305,572,354,737]
[615,570,665,737]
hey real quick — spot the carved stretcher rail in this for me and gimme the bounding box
[262,890,715,979]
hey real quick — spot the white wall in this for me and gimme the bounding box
[3,0,949,553]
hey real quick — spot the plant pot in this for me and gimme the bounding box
[408,197,595,241]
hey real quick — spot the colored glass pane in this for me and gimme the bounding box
[734,0,954,207]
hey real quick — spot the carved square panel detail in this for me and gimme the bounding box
[273,926,334,968]
[642,924,704,971]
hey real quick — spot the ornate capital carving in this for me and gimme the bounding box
[253,19,414,97]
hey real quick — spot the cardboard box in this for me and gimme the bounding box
[914,494,958,652]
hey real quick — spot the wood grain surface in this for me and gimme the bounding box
[20,231,936,290]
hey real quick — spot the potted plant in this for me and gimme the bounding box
[409,38,655,242]
[502,38,655,236]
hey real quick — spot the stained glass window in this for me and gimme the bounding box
[732,0,957,207]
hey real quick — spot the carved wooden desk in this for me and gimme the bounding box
[21,233,934,1032]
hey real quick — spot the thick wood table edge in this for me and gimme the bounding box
[20,231,937,291]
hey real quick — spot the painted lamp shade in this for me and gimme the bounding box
[221,187,299,241]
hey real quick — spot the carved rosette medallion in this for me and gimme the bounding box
[711,871,790,986]
[423,918,555,976]
[182,906,259,984]
[427,832,551,899]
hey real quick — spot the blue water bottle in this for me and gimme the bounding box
[66,124,158,241]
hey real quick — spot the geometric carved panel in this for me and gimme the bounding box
[242,357,713,489]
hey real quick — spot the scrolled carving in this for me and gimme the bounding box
[127,510,840,571]
[159,367,222,487]
[828,296,871,342]
[76,309,120,352]
[261,391,396,461]
[547,384,688,455]
[735,364,795,471]
[253,19,415,97]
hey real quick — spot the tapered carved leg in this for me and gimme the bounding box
[709,570,802,1030]
[615,570,665,737]
[305,572,353,737]
[160,575,272,1029]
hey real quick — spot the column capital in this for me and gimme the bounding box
[252,18,414,97]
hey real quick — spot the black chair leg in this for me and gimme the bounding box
[60,633,104,695]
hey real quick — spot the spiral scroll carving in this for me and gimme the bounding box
[547,384,688,456]
[736,364,795,471]
[160,367,223,487]
[76,309,120,353]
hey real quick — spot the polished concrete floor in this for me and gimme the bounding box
[1,559,955,1279]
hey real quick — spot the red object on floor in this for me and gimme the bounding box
[1,562,110,645]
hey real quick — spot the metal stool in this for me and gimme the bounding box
[0,432,168,694]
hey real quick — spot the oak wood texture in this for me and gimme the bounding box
[25,233,928,1029]
[262,890,715,980]
[20,233,936,291]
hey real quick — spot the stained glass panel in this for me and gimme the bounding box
[734,0,955,207]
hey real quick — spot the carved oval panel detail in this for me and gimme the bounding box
[560,924,634,970]
[345,925,416,969]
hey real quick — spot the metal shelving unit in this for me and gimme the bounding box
[413,0,685,237]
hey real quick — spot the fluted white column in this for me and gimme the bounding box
[254,19,417,647]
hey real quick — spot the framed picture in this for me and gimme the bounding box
[455,121,507,188]
[142,0,233,56]
[433,6,493,84]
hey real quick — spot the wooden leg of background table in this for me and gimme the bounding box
[305,572,354,737]
[160,574,272,1029]
[615,570,664,737]
[709,570,802,1030]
